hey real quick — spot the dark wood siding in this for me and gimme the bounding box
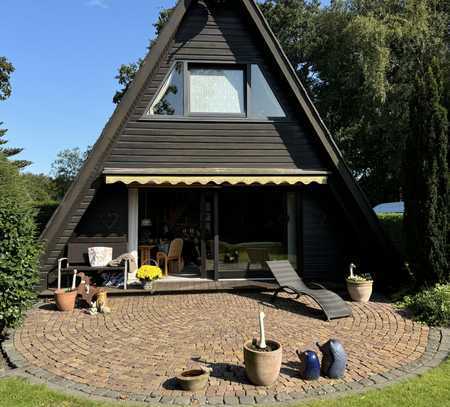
[39,187,97,290]
[104,0,326,170]
[44,184,128,288]
[302,186,360,282]
[73,184,128,241]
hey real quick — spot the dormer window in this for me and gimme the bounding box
[146,62,285,119]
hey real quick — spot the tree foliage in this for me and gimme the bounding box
[21,172,59,203]
[261,0,449,205]
[403,57,448,285]
[0,57,14,101]
[50,147,90,200]
[0,154,41,330]
[0,57,31,168]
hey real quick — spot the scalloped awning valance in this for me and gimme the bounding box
[105,174,327,186]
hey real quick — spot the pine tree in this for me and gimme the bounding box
[403,58,449,285]
[0,123,31,168]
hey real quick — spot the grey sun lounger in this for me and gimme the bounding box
[266,260,352,321]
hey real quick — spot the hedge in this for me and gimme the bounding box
[0,156,41,330]
[377,213,404,254]
[34,200,60,235]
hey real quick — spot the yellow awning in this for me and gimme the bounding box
[105,175,327,186]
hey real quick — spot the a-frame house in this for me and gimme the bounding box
[39,0,392,292]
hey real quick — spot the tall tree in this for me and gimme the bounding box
[403,60,448,285]
[0,123,31,168]
[113,8,174,104]
[50,147,90,199]
[0,57,31,168]
[261,0,449,205]
[0,57,14,101]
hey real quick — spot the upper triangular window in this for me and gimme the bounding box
[250,65,285,118]
[148,62,184,116]
[145,62,286,119]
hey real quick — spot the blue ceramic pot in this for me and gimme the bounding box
[317,339,347,379]
[297,350,320,380]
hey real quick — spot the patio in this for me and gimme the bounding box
[8,292,432,404]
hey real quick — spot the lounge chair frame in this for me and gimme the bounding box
[266,260,352,321]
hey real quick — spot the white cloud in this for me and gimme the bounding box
[85,0,109,9]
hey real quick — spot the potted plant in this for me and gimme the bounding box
[243,311,282,386]
[136,261,163,290]
[55,288,78,311]
[346,263,373,302]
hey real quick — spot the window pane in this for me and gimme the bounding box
[250,65,285,118]
[149,62,184,116]
[190,68,244,114]
[215,188,292,279]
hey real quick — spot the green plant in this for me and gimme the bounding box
[400,284,450,327]
[0,155,41,330]
[346,274,373,284]
[378,213,404,254]
[33,200,60,234]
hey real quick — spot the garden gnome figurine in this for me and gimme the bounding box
[316,339,347,379]
[296,350,320,380]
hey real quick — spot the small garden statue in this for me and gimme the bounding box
[296,350,320,380]
[89,290,111,315]
[316,339,347,379]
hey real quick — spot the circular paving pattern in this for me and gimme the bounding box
[11,292,430,404]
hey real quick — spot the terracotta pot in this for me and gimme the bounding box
[54,289,77,311]
[243,339,282,386]
[176,368,210,391]
[346,280,373,302]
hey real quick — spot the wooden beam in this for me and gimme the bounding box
[213,190,220,280]
[200,191,207,278]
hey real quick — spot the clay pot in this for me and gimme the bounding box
[54,289,77,311]
[176,368,210,391]
[346,280,373,302]
[243,339,282,386]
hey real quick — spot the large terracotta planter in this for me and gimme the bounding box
[346,280,373,302]
[54,289,77,311]
[176,368,210,391]
[243,339,282,386]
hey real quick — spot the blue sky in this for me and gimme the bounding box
[1,0,175,174]
[2,0,328,175]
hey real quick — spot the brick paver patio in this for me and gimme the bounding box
[10,292,431,404]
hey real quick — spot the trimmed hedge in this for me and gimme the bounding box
[0,156,41,330]
[34,200,60,235]
[377,213,404,254]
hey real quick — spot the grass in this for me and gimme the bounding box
[1,359,450,407]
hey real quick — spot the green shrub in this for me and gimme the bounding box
[400,284,450,326]
[0,155,41,330]
[34,200,60,235]
[378,213,404,254]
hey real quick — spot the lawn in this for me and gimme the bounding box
[1,359,450,407]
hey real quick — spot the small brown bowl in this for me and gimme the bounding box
[176,368,210,391]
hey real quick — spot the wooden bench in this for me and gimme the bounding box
[58,241,129,290]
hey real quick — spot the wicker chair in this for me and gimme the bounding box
[156,238,184,276]
[246,248,270,271]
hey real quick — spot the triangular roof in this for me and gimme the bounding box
[40,0,390,283]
